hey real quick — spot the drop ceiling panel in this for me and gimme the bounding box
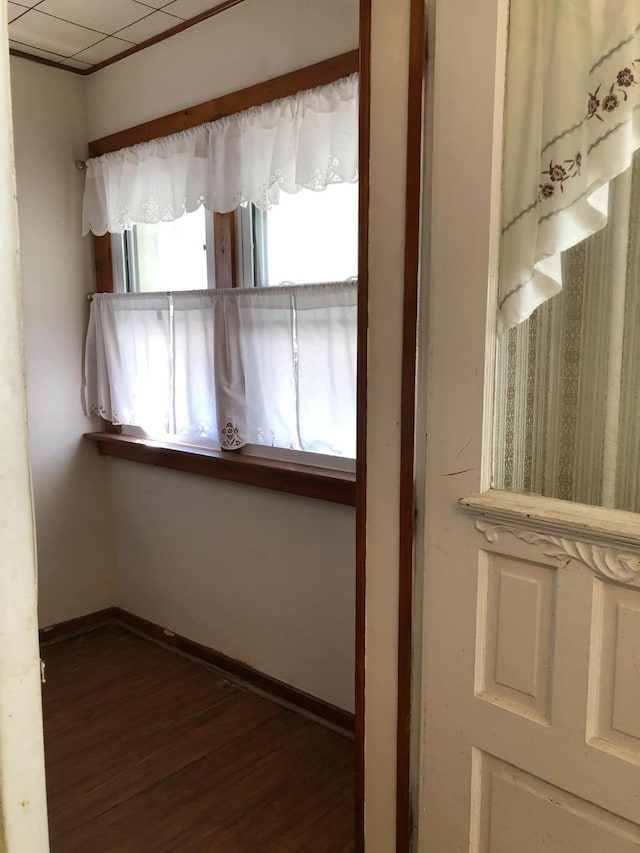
[10,12,100,55]
[72,36,136,66]
[59,57,92,70]
[9,38,66,62]
[131,0,177,8]
[116,10,182,43]
[36,0,149,35]
[7,1,234,72]
[164,0,227,19]
[8,4,30,23]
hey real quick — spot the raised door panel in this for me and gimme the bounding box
[476,552,556,724]
[589,581,640,762]
[472,752,640,853]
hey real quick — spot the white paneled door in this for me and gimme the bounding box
[415,0,640,850]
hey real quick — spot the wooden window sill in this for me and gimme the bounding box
[84,432,356,506]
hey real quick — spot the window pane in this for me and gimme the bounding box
[258,182,358,286]
[129,207,211,292]
[493,161,640,512]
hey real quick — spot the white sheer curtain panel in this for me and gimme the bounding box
[84,282,357,457]
[500,0,640,333]
[236,285,357,456]
[82,75,358,236]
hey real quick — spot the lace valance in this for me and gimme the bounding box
[82,74,359,236]
[499,1,640,333]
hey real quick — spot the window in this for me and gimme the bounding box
[246,183,359,287]
[494,160,640,511]
[493,6,640,513]
[100,194,358,465]
[85,58,359,495]
[113,207,215,293]
[113,183,359,295]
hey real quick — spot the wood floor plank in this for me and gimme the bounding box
[42,626,354,852]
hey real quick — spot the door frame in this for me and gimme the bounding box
[3,0,428,846]
[356,0,426,850]
[0,9,50,850]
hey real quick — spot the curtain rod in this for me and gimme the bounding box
[87,281,357,300]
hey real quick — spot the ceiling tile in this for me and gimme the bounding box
[8,4,30,23]
[9,12,101,56]
[115,10,182,43]
[131,0,176,8]
[59,57,92,69]
[72,36,135,65]
[9,39,66,61]
[36,0,149,36]
[162,0,224,21]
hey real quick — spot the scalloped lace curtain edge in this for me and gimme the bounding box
[499,1,640,334]
[82,74,359,237]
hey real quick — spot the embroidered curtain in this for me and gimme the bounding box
[499,0,640,333]
[494,154,640,511]
[82,75,359,236]
[84,282,357,457]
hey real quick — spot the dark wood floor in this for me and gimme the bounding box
[41,625,354,852]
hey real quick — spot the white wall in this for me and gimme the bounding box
[110,462,355,711]
[10,57,116,627]
[86,0,358,139]
[86,0,358,711]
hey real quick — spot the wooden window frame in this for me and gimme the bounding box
[86,50,359,506]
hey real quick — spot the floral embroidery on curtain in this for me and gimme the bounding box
[499,0,640,333]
